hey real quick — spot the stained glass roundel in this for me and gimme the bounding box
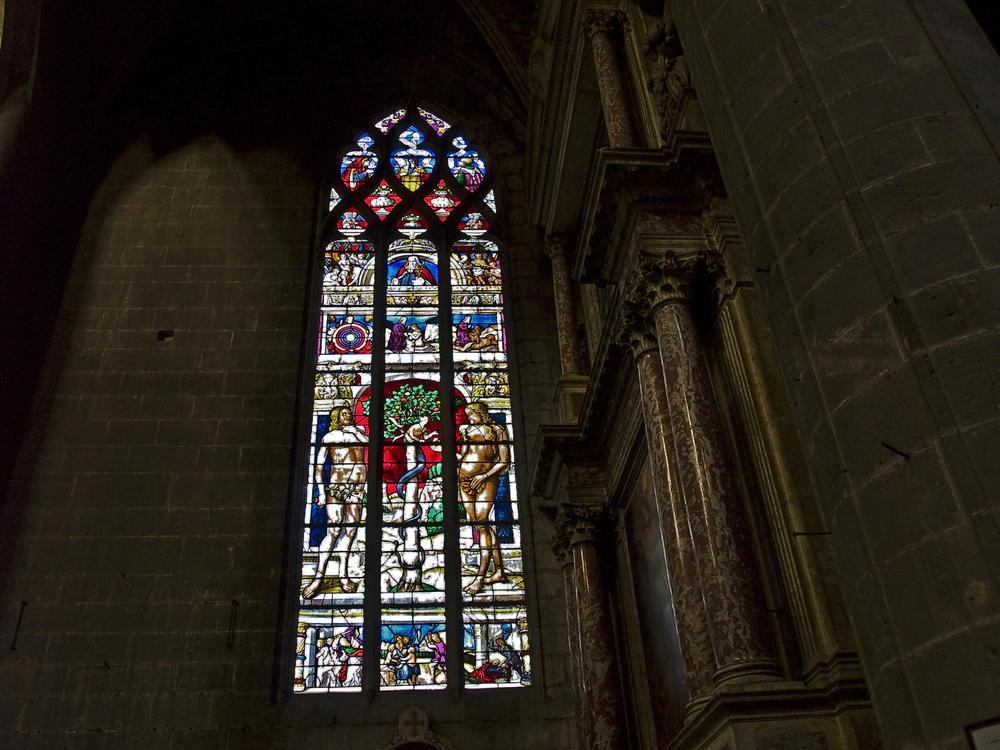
[294,106,529,694]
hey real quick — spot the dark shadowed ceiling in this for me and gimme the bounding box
[0,0,541,497]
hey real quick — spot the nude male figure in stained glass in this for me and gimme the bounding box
[458,402,511,595]
[303,406,367,597]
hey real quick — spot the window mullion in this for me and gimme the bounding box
[362,163,389,694]
[438,216,462,694]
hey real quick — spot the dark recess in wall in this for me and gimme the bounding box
[966,0,1000,52]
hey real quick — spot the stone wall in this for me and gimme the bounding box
[0,134,573,748]
[666,0,1000,745]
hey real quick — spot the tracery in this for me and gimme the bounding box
[294,105,529,693]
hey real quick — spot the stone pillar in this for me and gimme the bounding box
[545,236,583,376]
[643,251,780,685]
[554,539,592,750]
[557,502,627,750]
[545,236,589,422]
[618,298,716,713]
[583,10,636,148]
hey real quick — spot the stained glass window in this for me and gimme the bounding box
[294,106,529,694]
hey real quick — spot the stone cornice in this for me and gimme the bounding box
[571,142,718,282]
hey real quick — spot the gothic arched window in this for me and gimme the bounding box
[292,106,529,693]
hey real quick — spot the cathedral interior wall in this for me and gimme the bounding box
[0,120,575,749]
[666,0,1000,745]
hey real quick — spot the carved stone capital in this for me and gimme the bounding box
[582,9,625,40]
[616,286,659,357]
[637,251,728,308]
[544,234,569,261]
[556,503,605,547]
[551,534,573,567]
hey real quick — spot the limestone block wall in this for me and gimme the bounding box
[0,135,573,749]
[665,0,1000,746]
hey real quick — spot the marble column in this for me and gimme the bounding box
[618,299,716,712]
[557,503,627,750]
[583,10,636,149]
[554,540,592,750]
[644,252,780,685]
[545,235,583,376]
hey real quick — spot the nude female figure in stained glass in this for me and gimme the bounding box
[458,402,510,595]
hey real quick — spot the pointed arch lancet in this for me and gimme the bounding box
[293,105,528,694]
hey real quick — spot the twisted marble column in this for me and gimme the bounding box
[545,236,583,376]
[618,299,716,711]
[583,10,636,148]
[557,503,627,750]
[642,252,780,685]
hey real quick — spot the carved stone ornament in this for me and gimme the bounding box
[642,18,689,140]
[637,251,727,308]
[544,234,568,260]
[550,533,573,567]
[556,503,605,546]
[616,287,658,357]
[378,707,454,750]
[582,9,625,40]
